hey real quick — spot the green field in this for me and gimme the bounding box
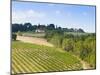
[12,41,83,74]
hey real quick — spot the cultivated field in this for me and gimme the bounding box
[12,41,83,74]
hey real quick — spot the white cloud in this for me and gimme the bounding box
[27,9,46,18]
[12,9,46,23]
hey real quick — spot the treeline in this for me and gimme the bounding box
[12,23,85,33]
[12,22,96,68]
[45,30,96,68]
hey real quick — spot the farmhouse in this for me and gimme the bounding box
[35,29,45,33]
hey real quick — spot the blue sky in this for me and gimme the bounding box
[12,1,96,33]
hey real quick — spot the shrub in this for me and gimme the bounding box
[50,34,63,48]
[12,33,17,41]
[74,41,83,56]
[62,39,74,52]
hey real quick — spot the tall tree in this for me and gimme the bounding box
[23,23,32,31]
[47,24,55,30]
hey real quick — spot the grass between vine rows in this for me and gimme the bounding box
[12,41,83,74]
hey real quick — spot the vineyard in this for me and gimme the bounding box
[12,41,83,74]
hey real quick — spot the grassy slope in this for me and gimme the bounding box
[12,41,83,74]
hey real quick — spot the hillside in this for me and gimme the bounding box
[12,41,83,74]
[17,36,53,47]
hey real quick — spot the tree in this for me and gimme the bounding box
[37,24,46,30]
[69,28,74,32]
[63,28,69,32]
[47,24,55,30]
[77,28,85,33]
[12,24,20,32]
[62,39,74,52]
[23,23,32,31]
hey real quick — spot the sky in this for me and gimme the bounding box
[12,1,96,33]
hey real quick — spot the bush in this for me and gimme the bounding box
[62,39,74,52]
[50,34,63,48]
[45,30,96,68]
[12,33,17,40]
[80,47,89,60]
[74,41,83,56]
[82,36,96,67]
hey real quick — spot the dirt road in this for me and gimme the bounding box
[17,36,54,47]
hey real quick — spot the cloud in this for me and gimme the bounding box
[12,9,46,23]
[27,9,46,18]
